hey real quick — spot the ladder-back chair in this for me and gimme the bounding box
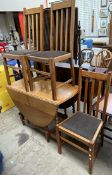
[56,69,111,174]
[2,5,44,92]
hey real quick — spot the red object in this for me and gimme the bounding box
[18,12,24,41]
[0,46,4,53]
[0,42,7,47]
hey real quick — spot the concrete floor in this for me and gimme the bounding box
[0,107,112,175]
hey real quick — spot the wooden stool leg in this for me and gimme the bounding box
[56,127,62,154]
[89,144,95,175]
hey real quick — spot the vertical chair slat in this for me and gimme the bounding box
[69,57,75,85]
[65,8,68,51]
[40,5,44,51]
[28,15,31,49]
[70,0,75,57]
[50,6,54,50]
[32,14,35,49]
[89,79,95,115]
[83,78,88,113]
[36,14,39,50]
[77,69,82,111]
[56,10,59,50]
[23,8,27,49]
[95,81,102,118]
[60,9,63,51]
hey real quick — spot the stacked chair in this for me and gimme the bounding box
[2,5,44,92]
[2,0,78,140]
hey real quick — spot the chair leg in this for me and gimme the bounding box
[89,144,95,175]
[56,127,62,154]
[101,127,104,147]
[64,107,67,116]
[72,103,75,113]
[93,110,95,116]
[45,127,50,142]
[19,112,26,125]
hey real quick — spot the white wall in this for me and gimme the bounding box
[0,0,46,11]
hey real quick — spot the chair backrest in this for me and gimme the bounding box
[23,5,44,50]
[50,0,75,57]
[77,69,111,121]
[94,49,112,68]
[81,48,94,64]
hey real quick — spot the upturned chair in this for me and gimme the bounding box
[2,5,44,92]
[56,69,111,174]
[27,0,77,101]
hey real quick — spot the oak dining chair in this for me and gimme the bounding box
[2,5,44,92]
[56,69,111,174]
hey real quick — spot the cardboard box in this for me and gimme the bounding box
[0,66,15,91]
[0,90,15,112]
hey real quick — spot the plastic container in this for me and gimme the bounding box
[83,39,93,49]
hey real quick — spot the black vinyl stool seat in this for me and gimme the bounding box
[61,112,101,140]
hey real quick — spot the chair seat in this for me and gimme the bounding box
[30,50,69,58]
[61,112,102,140]
[8,49,37,56]
[4,49,37,56]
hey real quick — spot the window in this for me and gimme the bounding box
[76,0,100,37]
